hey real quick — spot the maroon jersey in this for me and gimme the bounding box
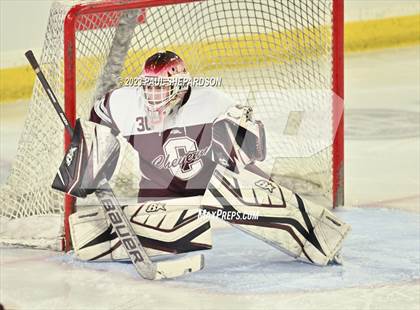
[90,86,234,201]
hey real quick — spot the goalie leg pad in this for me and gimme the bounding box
[70,197,212,261]
[202,165,350,266]
[301,207,348,265]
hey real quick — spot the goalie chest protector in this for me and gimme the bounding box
[90,86,235,201]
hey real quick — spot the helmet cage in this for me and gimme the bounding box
[142,75,190,121]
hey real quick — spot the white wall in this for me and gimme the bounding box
[0,0,54,67]
[0,0,419,68]
[345,0,420,21]
[0,0,53,51]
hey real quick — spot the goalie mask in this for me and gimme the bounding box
[140,51,190,124]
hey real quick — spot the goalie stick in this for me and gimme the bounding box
[24,50,204,280]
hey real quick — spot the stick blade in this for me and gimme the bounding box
[153,254,205,280]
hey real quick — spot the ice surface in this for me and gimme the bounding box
[43,207,419,294]
[1,207,419,309]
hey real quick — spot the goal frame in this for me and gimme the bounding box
[61,0,344,251]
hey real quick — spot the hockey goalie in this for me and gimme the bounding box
[52,51,350,269]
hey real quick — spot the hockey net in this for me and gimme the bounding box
[0,0,344,250]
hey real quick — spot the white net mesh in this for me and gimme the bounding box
[0,0,338,249]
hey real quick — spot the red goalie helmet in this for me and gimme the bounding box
[140,51,190,124]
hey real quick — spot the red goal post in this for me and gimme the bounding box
[332,0,345,209]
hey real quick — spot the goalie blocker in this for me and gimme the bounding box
[52,119,120,197]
